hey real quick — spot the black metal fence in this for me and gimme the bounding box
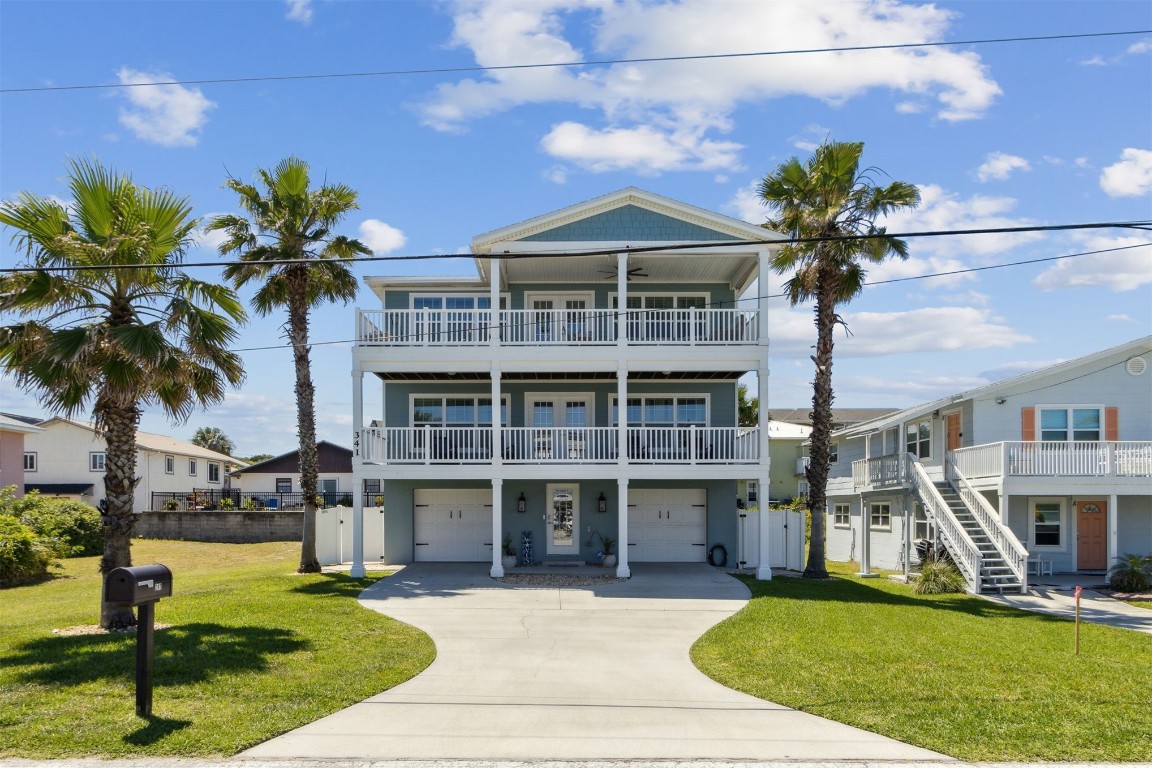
[150,489,366,512]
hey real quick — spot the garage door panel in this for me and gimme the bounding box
[414,489,493,562]
[627,489,706,563]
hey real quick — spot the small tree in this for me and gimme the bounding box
[738,383,759,427]
[191,426,235,456]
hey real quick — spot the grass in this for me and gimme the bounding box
[0,540,434,758]
[692,561,1152,762]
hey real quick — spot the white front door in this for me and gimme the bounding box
[526,293,593,341]
[528,395,593,460]
[627,488,707,562]
[413,489,493,561]
[546,483,580,555]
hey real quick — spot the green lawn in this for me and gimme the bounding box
[692,561,1152,762]
[0,540,434,758]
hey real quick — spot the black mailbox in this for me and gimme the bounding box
[105,564,173,605]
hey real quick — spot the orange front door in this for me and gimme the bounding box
[1076,500,1108,570]
[945,413,962,452]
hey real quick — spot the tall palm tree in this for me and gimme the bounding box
[759,141,920,579]
[0,158,246,626]
[207,157,369,573]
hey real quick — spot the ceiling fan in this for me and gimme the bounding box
[598,262,649,281]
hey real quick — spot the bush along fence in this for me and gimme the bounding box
[149,489,372,512]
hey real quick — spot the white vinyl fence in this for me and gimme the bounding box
[737,509,805,571]
[315,506,386,566]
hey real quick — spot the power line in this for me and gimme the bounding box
[3,30,1148,95]
[227,241,1152,353]
[2,220,1148,274]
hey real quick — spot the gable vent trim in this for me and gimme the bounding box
[1125,356,1147,376]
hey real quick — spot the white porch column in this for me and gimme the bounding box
[491,365,502,469]
[902,496,912,581]
[350,368,366,578]
[616,252,628,349]
[490,478,504,577]
[755,246,773,580]
[489,258,500,348]
[616,478,631,578]
[859,497,872,576]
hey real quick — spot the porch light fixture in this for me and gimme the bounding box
[518,492,526,513]
[598,492,607,513]
[737,498,746,510]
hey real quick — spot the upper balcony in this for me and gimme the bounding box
[355,307,758,348]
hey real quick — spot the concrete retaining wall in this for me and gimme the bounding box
[134,510,303,543]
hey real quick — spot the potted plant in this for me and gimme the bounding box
[219,497,235,510]
[501,534,517,569]
[600,535,617,568]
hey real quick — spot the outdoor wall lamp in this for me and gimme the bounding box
[518,492,526,513]
[598,492,607,513]
[736,498,746,510]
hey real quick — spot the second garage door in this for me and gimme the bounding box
[414,488,493,561]
[627,488,707,562]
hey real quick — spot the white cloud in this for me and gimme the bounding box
[358,219,407,254]
[789,124,831,153]
[895,101,924,114]
[421,1,1001,174]
[190,213,232,253]
[978,360,1065,383]
[543,165,569,184]
[116,68,215,147]
[285,0,312,24]
[976,151,1030,182]
[1107,314,1134,322]
[1079,55,1107,67]
[1099,148,1152,197]
[1033,233,1152,292]
[1074,157,1092,169]
[1129,40,1152,55]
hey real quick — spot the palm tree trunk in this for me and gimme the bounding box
[97,394,140,628]
[289,273,321,574]
[803,264,836,580]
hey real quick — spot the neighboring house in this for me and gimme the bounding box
[22,417,241,511]
[771,407,899,431]
[348,187,781,578]
[825,336,1152,593]
[229,441,353,508]
[738,420,813,507]
[0,413,44,497]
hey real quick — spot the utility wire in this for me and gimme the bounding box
[2,219,1148,274]
[226,241,1152,353]
[3,30,1148,94]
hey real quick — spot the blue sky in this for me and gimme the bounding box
[2,0,1150,457]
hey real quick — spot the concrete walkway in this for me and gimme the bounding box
[984,584,1152,635]
[244,564,945,762]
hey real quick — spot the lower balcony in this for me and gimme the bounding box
[851,453,910,491]
[359,426,758,465]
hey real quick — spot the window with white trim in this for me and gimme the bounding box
[90,452,105,472]
[829,442,839,464]
[746,481,758,503]
[833,503,851,528]
[1039,407,1101,442]
[276,478,292,493]
[1031,499,1064,548]
[363,478,381,494]
[913,502,932,540]
[164,455,174,474]
[611,396,709,425]
[207,463,220,483]
[23,452,37,472]
[906,420,931,459]
[412,395,508,426]
[188,459,198,476]
[869,502,892,530]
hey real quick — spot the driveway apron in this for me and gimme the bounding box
[244,563,948,761]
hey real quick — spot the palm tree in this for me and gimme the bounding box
[758,141,920,579]
[207,157,370,573]
[192,425,235,456]
[0,158,246,626]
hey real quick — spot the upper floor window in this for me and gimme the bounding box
[612,396,708,426]
[276,477,292,493]
[23,452,37,472]
[829,442,839,464]
[906,420,931,459]
[164,455,175,474]
[207,463,220,483]
[412,396,508,427]
[90,452,105,472]
[188,459,198,476]
[1039,407,1101,442]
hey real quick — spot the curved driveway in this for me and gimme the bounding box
[245,563,948,761]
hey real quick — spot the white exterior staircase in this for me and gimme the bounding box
[931,482,1025,594]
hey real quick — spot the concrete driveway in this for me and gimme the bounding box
[244,563,948,761]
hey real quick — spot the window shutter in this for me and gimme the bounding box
[1105,407,1119,441]
[1021,407,1035,441]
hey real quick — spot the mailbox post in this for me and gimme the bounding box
[105,564,172,717]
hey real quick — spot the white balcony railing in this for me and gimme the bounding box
[851,453,908,489]
[356,308,759,347]
[951,441,1152,479]
[358,426,759,465]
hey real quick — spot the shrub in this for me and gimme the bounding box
[219,497,235,510]
[0,514,56,587]
[16,497,102,557]
[914,559,967,594]
[1108,553,1152,593]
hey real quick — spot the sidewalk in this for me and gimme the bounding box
[983,579,1152,635]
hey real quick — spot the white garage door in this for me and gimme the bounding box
[414,489,493,562]
[627,488,707,562]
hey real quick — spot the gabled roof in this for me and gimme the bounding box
[834,335,1152,439]
[231,441,352,475]
[771,408,898,429]
[0,413,44,434]
[766,420,813,440]
[33,417,245,465]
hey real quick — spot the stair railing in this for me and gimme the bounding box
[949,465,1028,591]
[908,456,982,593]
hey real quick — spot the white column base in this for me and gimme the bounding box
[350,563,366,578]
[490,564,505,578]
[756,564,773,580]
[615,563,631,578]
